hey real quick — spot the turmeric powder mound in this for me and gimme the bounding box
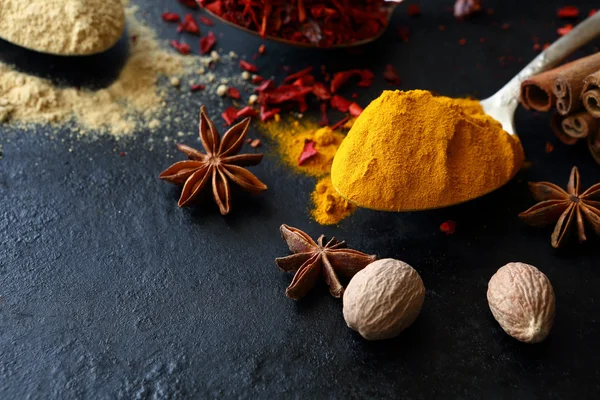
[331,90,525,211]
[260,119,356,224]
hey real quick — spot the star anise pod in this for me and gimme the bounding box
[160,106,267,214]
[519,166,600,248]
[275,225,377,300]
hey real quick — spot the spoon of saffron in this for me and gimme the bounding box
[201,0,403,49]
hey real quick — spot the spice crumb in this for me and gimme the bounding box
[545,142,554,153]
[149,119,160,129]
[250,139,262,148]
[459,38,467,45]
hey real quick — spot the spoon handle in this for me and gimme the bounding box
[494,12,600,105]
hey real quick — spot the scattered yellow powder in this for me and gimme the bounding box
[0,0,125,56]
[260,118,356,225]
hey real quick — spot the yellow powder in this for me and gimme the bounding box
[0,0,125,56]
[0,1,185,135]
[260,119,356,225]
[331,90,525,211]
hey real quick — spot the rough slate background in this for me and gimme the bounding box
[1,0,600,398]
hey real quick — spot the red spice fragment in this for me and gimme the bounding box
[200,31,216,54]
[330,69,374,93]
[179,0,198,8]
[198,15,214,26]
[131,35,138,43]
[178,14,200,34]
[458,38,467,45]
[252,75,264,84]
[590,9,597,16]
[236,106,259,119]
[258,44,266,55]
[260,106,280,122]
[312,83,331,101]
[330,116,351,131]
[170,40,191,55]
[227,87,241,99]
[298,140,318,165]
[397,26,410,42]
[383,64,401,85]
[557,24,573,36]
[533,43,541,51]
[222,106,238,125]
[283,67,313,83]
[190,84,206,92]
[330,95,352,113]
[319,102,329,127]
[407,4,421,17]
[255,79,275,93]
[557,6,579,19]
[440,220,457,235]
[250,139,262,148]
[240,60,258,73]
[120,151,126,157]
[162,12,181,22]
[545,142,554,153]
[348,103,363,117]
[454,0,482,19]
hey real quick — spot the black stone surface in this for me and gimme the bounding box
[1,1,600,398]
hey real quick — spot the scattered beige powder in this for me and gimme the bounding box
[0,0,125,56]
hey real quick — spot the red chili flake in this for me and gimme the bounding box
[292,75,315,87]
[545,142,554,153]
[330,116,351,131]
[557,24,573,36]
[557,6,579,19]
[319,102,329,127]
[454,0,482,19]
[190,84,206,92]
[258,44,266,55]
[283,67,313,83]
[501,23,510,30]
[590,9,597,16]
[240,60,258,73]
[440,220,457,235]
[533,43,541,51]
[407,4,421,17]
[397,26,410,42]
[252,75,264,84]
[330,95,352,113]
[170,40,191,55]
[227,87,241,99]
[260,85,312,108]
[312,83,331,101]
[178,14,201,35]
[330,69,374,93]
[383,64,401,85]
[352,93,358,99]
[250,139,262,148]
[198,15,214,26]
[458,38,467,45]
[162,12,181,22]
[298,140,318,166]
[119,151,126,157]
[543,42,551,50]
[203,1,222,15]
[178,0,198,8]
[260,106,280,122]
[131,35,138,43]
[255,79,275,93]
[236,106,259,119]
[222,106,238,125]
[348,103,363,117]
[200,31,216,54]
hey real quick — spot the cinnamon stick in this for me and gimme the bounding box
[552,52,600,115]
[561,111,598,139]
[589,128,600,164]
[521,53,600,112]
[551,113,579,145]
[582,70,600,118]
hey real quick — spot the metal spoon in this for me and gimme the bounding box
[202,0,403,49]
[0,0,125,56]
[333,12,600,212]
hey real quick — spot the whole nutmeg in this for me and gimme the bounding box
[343,258,425,340]
[487,262,555,344]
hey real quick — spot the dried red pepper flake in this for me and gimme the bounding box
[236,106,259,119]
[260,106,280,122]
[178,14,201,34]
[312,83,331,101]
[458,38,467,45]
[200,31,216,54]
[252,75,265,85]
[590,9,597,16]
[170,40,191,55]
[222,106,239,126]
[383,64,401,85]
[330,95,352,113]
[227,87,241,99]
[440,220,457,235]
[330,69,374,93]
[330,116,351,131]
[179,0,199,8]
[202,0,222,15]
[407,4,421,17]
[397,25,410,42]
[162,12,181,22]
[283,67,313,83]
[348,103,363,117]
[131,35,138,43]
[533,43,541,51]
[319,102,329,127]
[557,6,579,19]
[292,75,315,87]
[298,140,318,165]
[240,60,258,73]
[260,85,312,107]
[198,15,215,26]
[190,84,206,92]
[454,0,482,19]
[255,79,275,93]
[557,24,574,36]
[258,44,266,55]
[545,142,554,153]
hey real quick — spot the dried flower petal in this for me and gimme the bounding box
[298,140,318,165]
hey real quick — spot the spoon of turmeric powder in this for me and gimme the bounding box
[331,12,600,212]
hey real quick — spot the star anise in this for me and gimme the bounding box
[519,166,600,248]
[160,106,267,214]
[275,224,377,300]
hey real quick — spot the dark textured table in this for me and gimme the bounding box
[1,1,599,398]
